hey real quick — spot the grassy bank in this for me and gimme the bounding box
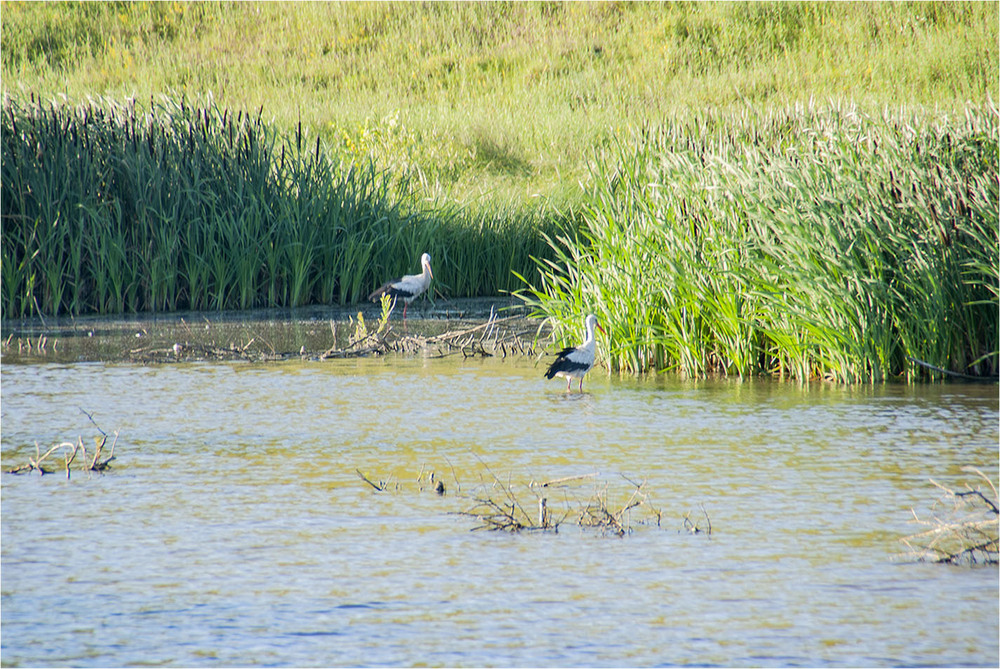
[1,95,561,316]
[517,103,998,382]
[2,1,995,203]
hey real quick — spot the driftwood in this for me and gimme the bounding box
[318,306,542,360]
[355,468,396,492]
[355,464,454,496]
[901,467,998,565]
[51,303,546,364]
[541,472,599,487]
[456,461,676,536]
[383,311,543,360]
[906,356,999,382]
[128,339,285,363]
[683,504,713,535]
[6,440,80,477]
[353,461,704,538]
[576,475,662,537]
[6,409,119,479]
[415,464,449,495]
[322,328,389,359]
[457,457,563,532]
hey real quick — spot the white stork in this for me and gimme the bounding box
[368,252,434,320]
[544,314,605,392]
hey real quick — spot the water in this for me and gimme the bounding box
[2,355,997,667]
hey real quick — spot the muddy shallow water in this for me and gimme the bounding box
[1,297,537,364]
[1,306,998,667]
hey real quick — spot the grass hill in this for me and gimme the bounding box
[3,1,996,204]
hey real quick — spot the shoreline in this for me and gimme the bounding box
[0,297,549,364]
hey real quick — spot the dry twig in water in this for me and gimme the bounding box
[683,504,712,536]
[901,467,998,565]
[356,468,397,492]
[6,410,119,478]
[458,467,667,535]
[577,475,659,536]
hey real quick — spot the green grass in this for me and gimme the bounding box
[2,1,996,203]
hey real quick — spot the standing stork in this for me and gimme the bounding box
[368,252,433,320]
[544,314,605,392]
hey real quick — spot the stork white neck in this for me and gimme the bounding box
[580,314,599,348]
[418,252,433,285]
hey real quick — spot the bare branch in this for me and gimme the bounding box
[540,472,599,487]
[356,468,386,492]
[79,408,107,437]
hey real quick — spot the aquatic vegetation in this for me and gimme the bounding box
[1,95,560,317]
[4,3,995,386]
[517,103,999,382]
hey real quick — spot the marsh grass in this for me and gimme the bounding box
[4,3,997,382]
[517,103,998,382]
[1,94,562,317]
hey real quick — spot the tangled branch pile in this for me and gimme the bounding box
[355,458,709,538]
[7,420,118,479]
[323,306,543,360]
[457,466,685,537]
[901,467,998,565]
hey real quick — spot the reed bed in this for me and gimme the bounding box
[517,103,998,382]
[1,94,560,317]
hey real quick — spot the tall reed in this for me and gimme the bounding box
[517,103,998,382]
[1,95,561,317]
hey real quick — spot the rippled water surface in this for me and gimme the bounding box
[2,355,997,667]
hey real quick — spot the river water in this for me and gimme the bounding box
[1,331,998,666]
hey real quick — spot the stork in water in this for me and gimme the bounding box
[544,314,605,392]
[368,252,433,320]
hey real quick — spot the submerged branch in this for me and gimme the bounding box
[902,471,999,565]
[7,416,120,478]
[317,311,542,361]
[906,356,998,382]
[452,465,690,536]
